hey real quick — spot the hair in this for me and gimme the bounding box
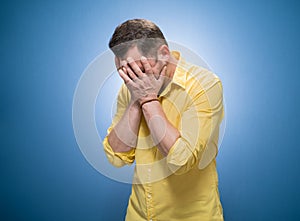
[108,19,168,58]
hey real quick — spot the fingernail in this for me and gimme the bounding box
[127,57,133,62]
[140,56,146,61]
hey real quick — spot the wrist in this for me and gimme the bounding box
[138,93,158,106]
[129,100,142,111]
[140,98,159,107]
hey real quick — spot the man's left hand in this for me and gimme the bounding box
[119,56,167,106]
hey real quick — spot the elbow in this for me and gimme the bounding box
[166,138,201,175]
[106,155,126,168]
[108,130,133,153]
[168,154,198,175]
[102,136,127,168]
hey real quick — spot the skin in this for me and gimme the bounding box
[107,44,180,156]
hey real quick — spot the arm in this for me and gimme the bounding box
[141,100,180,156]
[107,63,145,152]
[122,56,178,155]
[103,56,159,166]
[166,80,224,175]
[108,100,142,153]
[103,83,140,167]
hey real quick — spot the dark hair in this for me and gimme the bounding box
[109,19,168,58]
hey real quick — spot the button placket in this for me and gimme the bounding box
[145,165,154,221]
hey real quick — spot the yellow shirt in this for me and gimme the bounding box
[103,51,224,221]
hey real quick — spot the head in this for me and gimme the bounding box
[109,19,171,73]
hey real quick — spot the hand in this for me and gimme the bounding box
[118,56,167,106]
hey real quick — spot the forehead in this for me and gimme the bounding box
[114,45,156,69]
[121,45,142,61]
[115,46,143,68]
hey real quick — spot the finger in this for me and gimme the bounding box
[121,60,137,80]
[126,65,139,81]
[140,56,153,74]
[120,61,128,75]
[127,57,145,77]
[118,68,131,84]
[117,66,125,74]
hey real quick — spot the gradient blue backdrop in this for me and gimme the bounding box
[1,0,299,220]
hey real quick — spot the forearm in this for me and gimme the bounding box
[108,101,142,152]
[142,100,180,156]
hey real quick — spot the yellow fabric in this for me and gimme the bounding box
[103,51,224,221]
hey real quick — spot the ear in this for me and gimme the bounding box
[157,45,170,62]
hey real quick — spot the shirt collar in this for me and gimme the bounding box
[158,51,187,97]
[170,51,186,89]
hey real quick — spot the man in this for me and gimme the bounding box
[103,19,224,221]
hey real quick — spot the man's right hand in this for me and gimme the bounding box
[118,57,167,106]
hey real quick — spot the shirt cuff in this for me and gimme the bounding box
[103,136,135,167]
[166,137,199,175]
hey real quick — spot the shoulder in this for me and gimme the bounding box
[182,61,222,99]
[186,62,221,88]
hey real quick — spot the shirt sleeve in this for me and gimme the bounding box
[166,79,224,175]
[102,83,136,168]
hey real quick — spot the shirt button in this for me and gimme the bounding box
[148,194,151,198]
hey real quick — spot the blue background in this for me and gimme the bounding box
[1,0,299,220]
